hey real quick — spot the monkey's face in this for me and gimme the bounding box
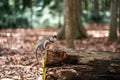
[50,35,57,42]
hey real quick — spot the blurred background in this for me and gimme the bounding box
[0,0,64,28]
[0,0,120,50]
[0,0,111,29]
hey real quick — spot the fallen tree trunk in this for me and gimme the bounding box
[43,48,120,80]
[46,48,120,65]
[46,49,68,65]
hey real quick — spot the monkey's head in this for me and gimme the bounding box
[49,35,57,42]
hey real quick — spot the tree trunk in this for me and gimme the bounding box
[57,25,65,39]
[74,0,87,39]
[65,0,75,49]
[118,0,120,38]
[58,0,87,40]
[108,0,118,41]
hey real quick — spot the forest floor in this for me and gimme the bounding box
[0,24,120,80]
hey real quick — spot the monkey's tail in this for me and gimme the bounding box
[35,47,39,64]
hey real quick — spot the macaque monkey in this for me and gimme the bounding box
[35,35,57,63]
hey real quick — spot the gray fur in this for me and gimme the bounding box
[35,35,57,64]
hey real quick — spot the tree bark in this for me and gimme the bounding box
[118,0,120,38]
[108,0,118,41]
[65,0,75,49]
[57,25,65,39]
[58,0,87,40]
[74,0,87,39]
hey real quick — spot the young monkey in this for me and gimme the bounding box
[35,35,57,64]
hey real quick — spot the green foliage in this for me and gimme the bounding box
[0,0,29,29]
[0,14,29,29]
[0,0,111,29]
[31,0,62,28]
[82,10,110,24]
